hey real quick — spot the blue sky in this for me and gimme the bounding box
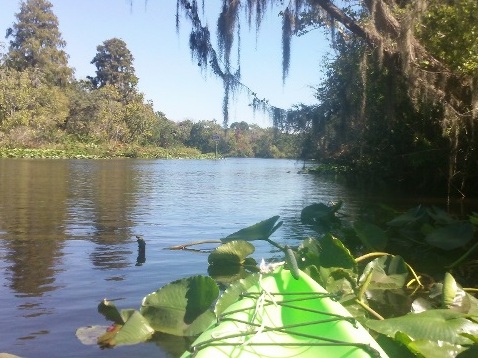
[0,0,331,127]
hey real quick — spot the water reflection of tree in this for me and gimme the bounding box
[0,160,68,297]
[86,160,139,270]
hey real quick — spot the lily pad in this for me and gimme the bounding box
[140,275,219,336]
[366,309,478,345]
[208,240,255,265]
[221,216,282,243]
[103,311,154,346]
[394,331,466,358]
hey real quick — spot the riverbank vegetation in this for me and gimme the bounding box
[0,0,299,160]
[177,1,478,198]
[2,0,478,195]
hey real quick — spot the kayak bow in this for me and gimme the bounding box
[181,268,388,357]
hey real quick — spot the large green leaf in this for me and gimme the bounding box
[394,331,466,358]
[425,222,474,250]
[221,216,282,243]
[208,240,255,265]
[297,235,357,290]
[443,272,459,309]
[318,234,357,271]
[140,275,219,336]
[106,310,154,346]
[366,310,478,345]
[359,255,409,290]
[353,220,389,251]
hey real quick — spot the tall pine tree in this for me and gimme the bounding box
[89,38,138,99]
[5,0,72,86]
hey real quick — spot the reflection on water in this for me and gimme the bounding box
[1,158,470,358]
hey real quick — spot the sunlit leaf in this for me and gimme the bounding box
[460,333,478,344]
[221,216,282,243]
[208,240,255,265]
[354,220,389,251]
[430,276,478,314]
[366,309,478,345]
[425,222,474,250]
[108,310,154,346]
[140,276,219,336]
[394,331,466,358]
[443,272,458,308]
[284,246,300,279]
[359,255,408,290]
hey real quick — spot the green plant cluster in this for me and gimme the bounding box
[77,203,478,357]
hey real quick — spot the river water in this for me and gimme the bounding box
[0,158,473,357]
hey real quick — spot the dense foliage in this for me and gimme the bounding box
[176,0,478,196]
[0,0,298,159]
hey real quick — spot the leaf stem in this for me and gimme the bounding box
[355,252,424,288]
[166,240,221,250]
[354,299,384,320]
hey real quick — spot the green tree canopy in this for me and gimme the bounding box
[175,0,478,196]
[5,0,72,86]
[89,38,139,98]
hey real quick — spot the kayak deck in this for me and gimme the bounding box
[182,268,388,357]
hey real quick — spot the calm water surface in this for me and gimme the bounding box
[0,158,472,357]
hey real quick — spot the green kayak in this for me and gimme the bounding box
[181,267,388,358]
